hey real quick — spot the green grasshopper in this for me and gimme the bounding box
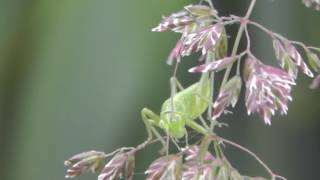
[140,30,227,149]
[141,71,211,148]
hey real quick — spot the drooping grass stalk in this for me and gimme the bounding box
[220,0,256,89]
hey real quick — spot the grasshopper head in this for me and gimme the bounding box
[160,113,186,139]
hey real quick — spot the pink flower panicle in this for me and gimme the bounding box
[145,155,182,180]
[188,56,235,73]
[244,56,296,125]
[182,145,218,180]
[152,4,226,64]
[98,151,135,180]
[183,145,215,163]
[182,24,224,56]
[168,23,225,65]
[152,4,216,33]
[306,50,320,89]
[64,151,105,178]
[273,39,314,78]
[165,23,225,65]
[182,162,217,180]
[212,76,242,120]
[181,145,265,179]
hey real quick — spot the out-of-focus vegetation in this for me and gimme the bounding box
[0,0,319,180]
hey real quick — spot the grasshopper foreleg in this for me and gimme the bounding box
[141,108,167,152]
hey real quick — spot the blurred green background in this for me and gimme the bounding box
[0,0,319,179]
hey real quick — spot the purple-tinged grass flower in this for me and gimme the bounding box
[188,56,235,73]
[183,145,215,163]
[244,57,296,125]
[184,4,217,17]
[306,51,320,89]
[182,23,224,56]
[273,39,314,78]
[189,53,239,73]
[167,40,183,65]
[181,146,268,180]
[212,76,242,120]
[182,162,218,180]
[182,145,219,180]
[214,30,228,59]
[302,0,320,10]
[310,74,320,89]
[145,155,182,180]
[152,4,226,65]
[273,39,298,78]
[284,42,314,77]
[98,151,135,180]
[152,4,215,34]
[166,23,225,65]
[152,13,195,33]
[307,51,320,73]
[64,151,105,178]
